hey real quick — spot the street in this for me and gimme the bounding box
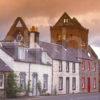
[6,93,100,100]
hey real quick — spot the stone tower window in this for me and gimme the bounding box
[16,33,23,42]
[64,19,68,23]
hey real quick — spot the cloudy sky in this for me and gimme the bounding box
[0,0,100,58]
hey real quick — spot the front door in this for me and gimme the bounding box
[32,73,38,96]
[66,77,70,94]
[87,77,90,93]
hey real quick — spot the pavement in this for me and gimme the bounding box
[6,92,100,100]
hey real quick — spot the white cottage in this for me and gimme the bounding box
[0,30,52,96]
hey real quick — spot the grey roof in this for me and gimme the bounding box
[1,42,17,58]
[0,59,13,72]
[15,48,42,64]
[39,41,91,62]
[1,41,91,65]
[1,42,51,65]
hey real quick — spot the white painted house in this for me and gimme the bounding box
[0,30,52,96]
[39,42,82,94]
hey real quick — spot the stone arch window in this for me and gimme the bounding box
[0,74,4,89]
[16,33,23,42]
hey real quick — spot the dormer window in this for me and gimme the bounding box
[42,52,51,64]
[18,47,26,60]
[64,18,68,23]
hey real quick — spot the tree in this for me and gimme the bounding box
[6,72,18,98]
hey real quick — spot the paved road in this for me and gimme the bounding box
[6,93,100,100]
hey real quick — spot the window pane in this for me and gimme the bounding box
[43,74,48,90]
[66,62,69,72]
[82,77,85,89]
[72,63,75,73]
[59,61,62,72]
[20,72,26,90]
[59,77,63,90]
[72,77,76,90]
[93,78,96,89]
[0,75,3,87]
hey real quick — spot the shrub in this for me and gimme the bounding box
[6,72,18,98]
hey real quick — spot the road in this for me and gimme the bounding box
[6,93,100,100]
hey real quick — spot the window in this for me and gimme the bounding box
[0,74,4,89]
[66,62,69,72]
[72,63,75,73]
[20,72,26,90]
[59,77,63,90]
[82,61,85,70]
[43,74,48,90]
[93,62,96,71]
[42,52,47,64]
[16,33,23,42]
[72,77,76,90]
[18,47,26,60]
[59,61,62,72]
[88,61,91,71]
[58,34,61,41]
[93,77,96,89]
[64,19,69,23]
[82,77,85,89]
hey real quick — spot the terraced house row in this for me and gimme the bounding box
[0,13,99,97]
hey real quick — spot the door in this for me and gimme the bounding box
[66,77,70,94]
[32,73,38,96]
[87,77,90,93]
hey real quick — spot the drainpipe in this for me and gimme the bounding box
[28,62,31,96]
[51,60,53,95]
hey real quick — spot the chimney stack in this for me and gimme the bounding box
[29,26,39,48]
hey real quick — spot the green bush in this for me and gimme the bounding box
[6,72,18,98]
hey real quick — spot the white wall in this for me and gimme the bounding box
[52,60,80,94]
[0,49,52,94]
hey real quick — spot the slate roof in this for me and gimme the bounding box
[1,42,51,65]
[0,59,13,72]
[1,41,91,65]
[39,41,91,62]
[1,42,17,58]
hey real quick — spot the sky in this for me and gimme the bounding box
[0,0,100,58]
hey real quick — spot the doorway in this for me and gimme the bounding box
[87,77,91,93]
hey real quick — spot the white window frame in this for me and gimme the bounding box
[18,47,26,60]
[19,72,26,90]
[72,77,76,90]
[66,62,69,72]
[72,63,75,73]
[59,77,63,90]
[43,74,48,90]
[82,77,85,89]
[0,74,4,89]
[93,78,96,89]
[59,61,62,72]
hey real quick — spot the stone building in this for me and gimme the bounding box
[50,12,89,49]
